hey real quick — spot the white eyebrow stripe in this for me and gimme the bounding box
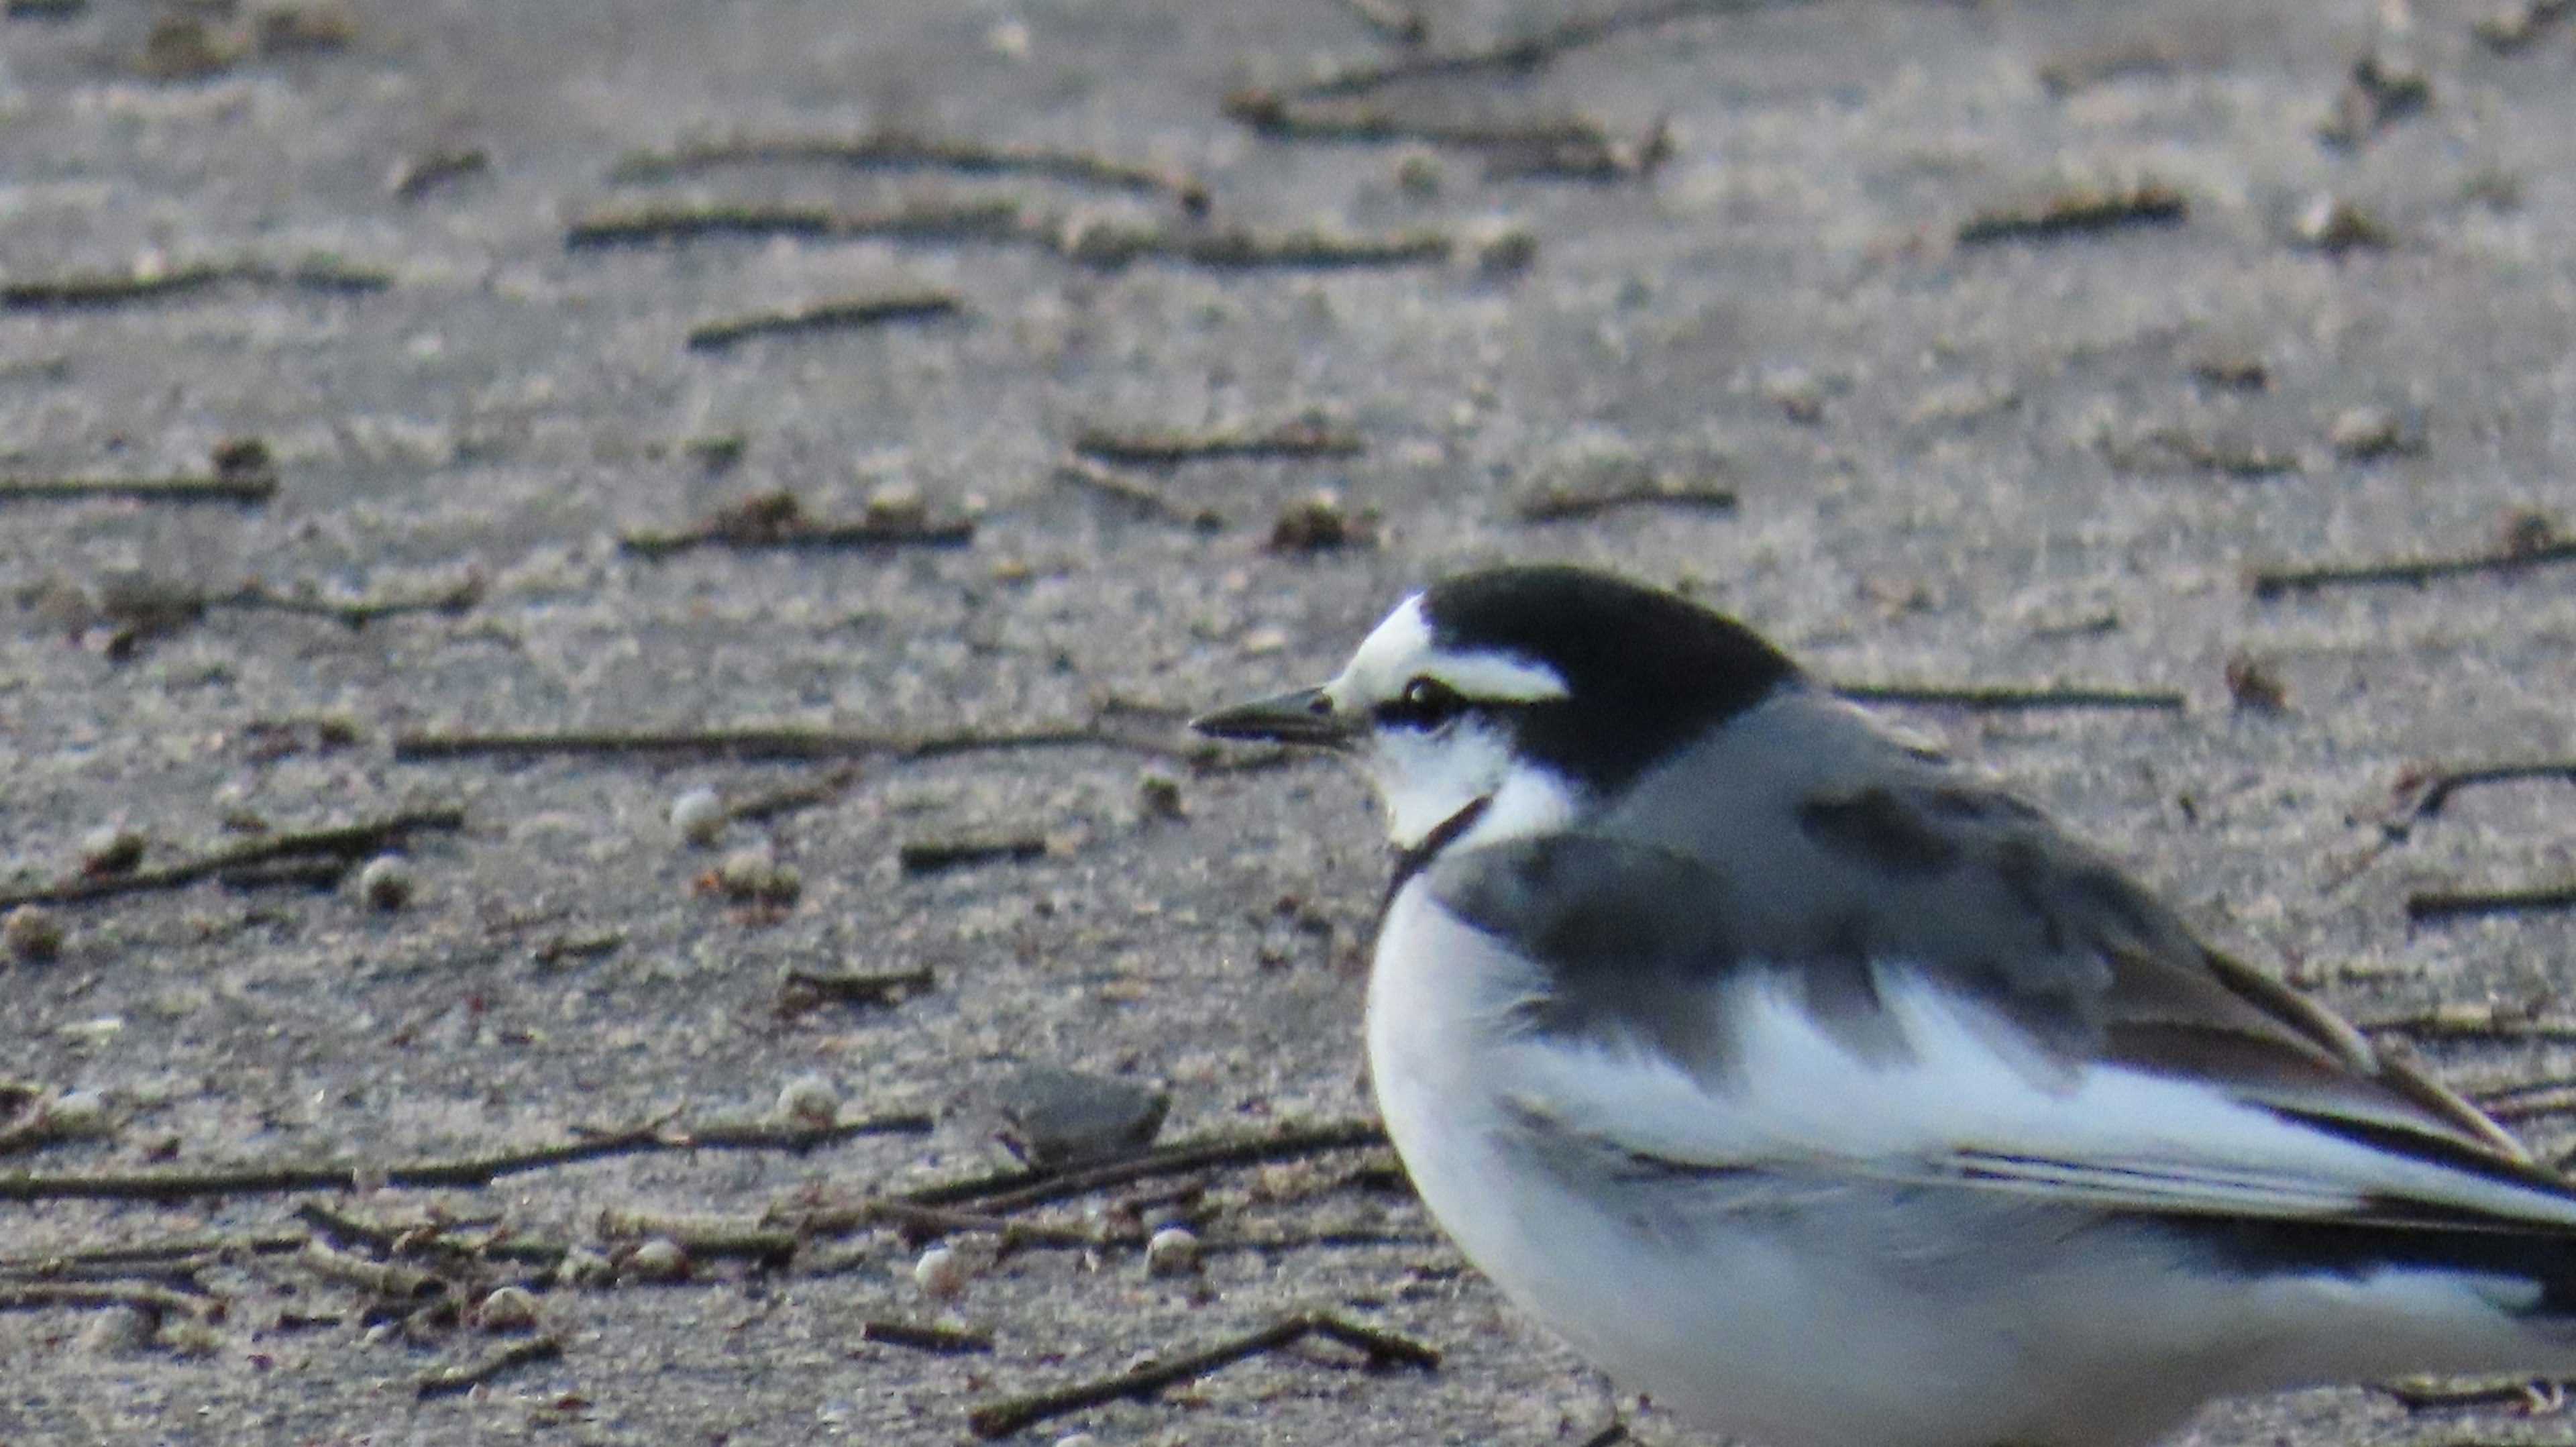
[1331,594,1571,707]
[1422,649,1571,702]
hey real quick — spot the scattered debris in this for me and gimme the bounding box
[0,808,465,912]
[619,489,973,557]
[2037,39,2181,95]
[417,1336,564,1399]
[704,846,802,906]
[2322,6,2431,148]
[777,966,936,1016]
[0,439,280,505]
[2326,405,2422,460]
[684,290,961,352]
[861,1318,995,1354]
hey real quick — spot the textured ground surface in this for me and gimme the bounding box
[3,0,2576,1443]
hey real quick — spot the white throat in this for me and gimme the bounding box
[1371,718,1581,853]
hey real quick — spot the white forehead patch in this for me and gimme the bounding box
[1329,594,1572,708]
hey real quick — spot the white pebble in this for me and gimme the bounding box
[776,1073,839,1126]
[669,787,725,847]
[625,1237,690,1281]
[914,1244,971,1301]
[1145,1225,1201,1277]
[356,855,414,911]
[47,1089,115,1139]
[78,1305,154,1354]
[474,1285,539,1332]
[1053,1435,1102,1447]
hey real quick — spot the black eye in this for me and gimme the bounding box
[1377,676,1467,730]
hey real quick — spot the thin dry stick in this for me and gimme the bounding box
[1053,456,1227,527]
[564,199,1021,250]
[2352,1010,2576,1043]
[608,131,1197,202]
[905,1119,1389,1213]
[2251,537,2576,598]
[861,1318,996,1354]
[1056,224,1450,270]
[780,967,936,1010]
[2403,762,2576,821]
[966,1311,1438,1438]
[2408,883,2576,922]
[619,517,973,557]
[392,725,1159,764]
[1072,418,1364,466]
[684,291,961,352]
[217,578,483,629]
[0,1281,212,1317]
[417,1336,565,1399]
[1291,0,1772,97]
[1955,180,2189,245]
[0,1114,932,1203]
[0,808,466,910]
[1834,683,2187,712]
[0,262,391,310]
[0,472,279,504]
[0,1232,307,1273]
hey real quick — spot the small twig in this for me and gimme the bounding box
[0,1231,307,1273]
[1833,683,2187,712]
[564,199,1020,250]
[779,967,936,1012]
[1056,223,1448,270]
[395,725,1160,764]
[906,1119,1389,1213]
[1955,179,2188,246]
[0,472,280,505]
[417,1335,565,1399]
[216,577,483,629]
[596,1208,798,1263]
[390,146,490,201]
[2353,1007,2576,1042]
[1053,456,1225,527]
[607,131,1199,205]
[2408,884,2576,923]
[1073,417,1363,467]
[899,835,1049,875]
[2470,1079,2576,1124]
[1513,471,1733,522]
[0,262,390,310]
[0,807,465,910]
[2251,538,2576,598]
[0,1114,932,1203]
[2398,763,2576,822]
[299,1239,443,1299]
[1224,89,1605,150]
[685,290,961,352]
[967,1311,1437,1438]
[2381,1375,2570,1411]
[0,1282,211,1318]
[861,1318,996,1354]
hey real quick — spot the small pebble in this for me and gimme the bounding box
[1472,225,1540,279]
[914,1244,971,1301]
[79,824,146,877]
[1144,1225,1201,1277]
[1053,1435,1102,1447]
[776,1073,840,1127]
[78,1305,154,1354]
[47,1089,115,1139]
[712,846,801,904]
[474,1285,540,1332]
[625,1237,690,1282]
[1395,149,1442,198]
[3,904,66,964]
[669,787,726,847]
[2327,405,2416,460]
[356,855,413,911]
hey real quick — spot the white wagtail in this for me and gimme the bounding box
[1194,565,2576,1447]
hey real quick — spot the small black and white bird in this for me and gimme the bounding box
[1194,565,2576,1447]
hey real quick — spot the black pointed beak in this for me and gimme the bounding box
[1189,685,1359,748]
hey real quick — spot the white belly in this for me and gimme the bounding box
[1364,886,2556,1447]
